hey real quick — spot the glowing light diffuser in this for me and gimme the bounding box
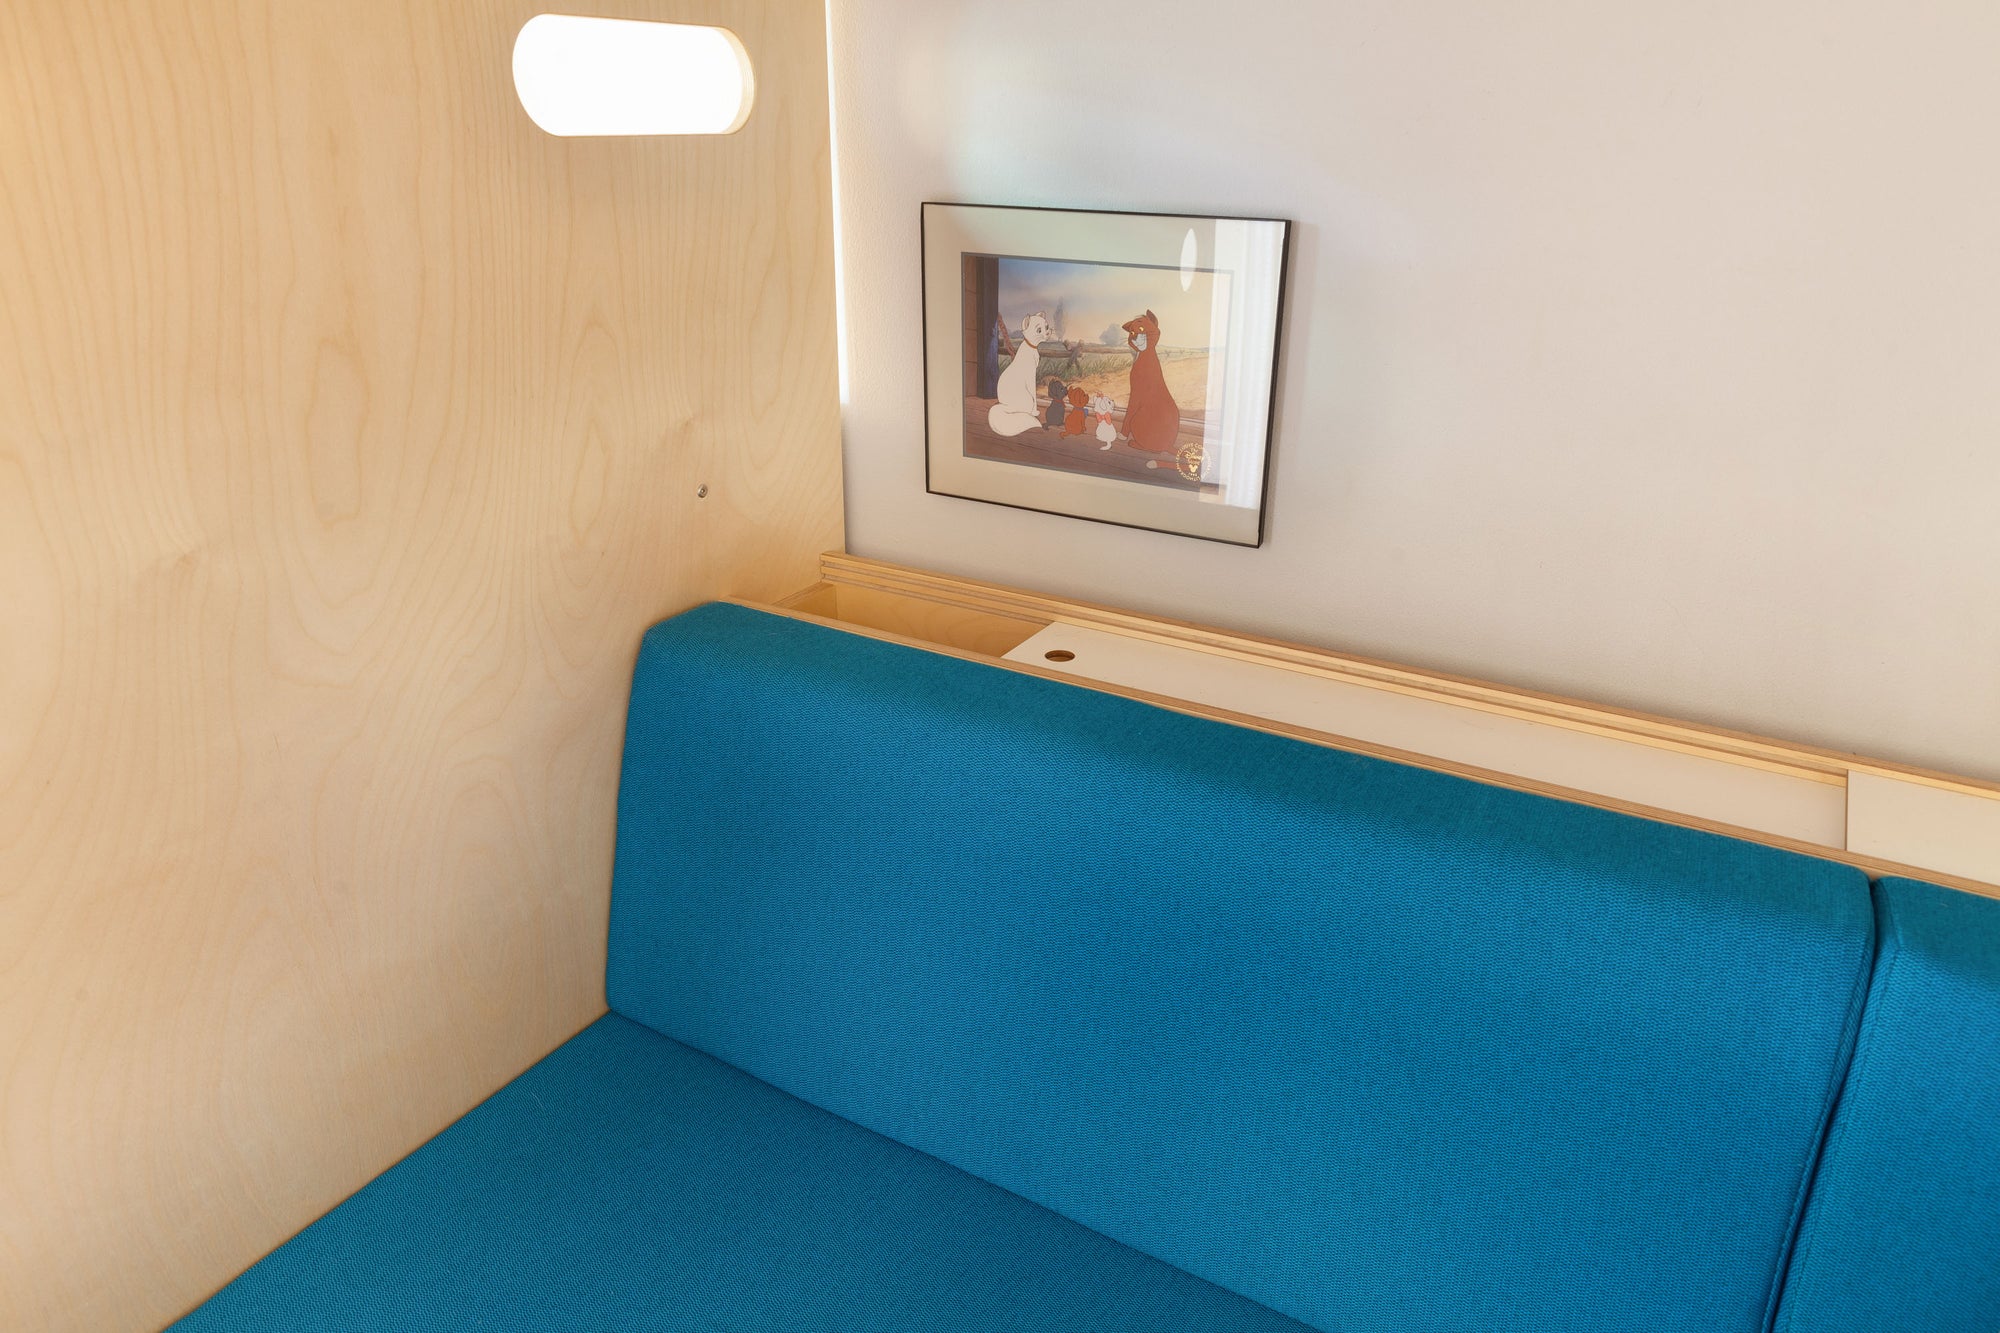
[512,15,754,137]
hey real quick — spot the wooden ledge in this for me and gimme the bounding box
[754,553,2000,903]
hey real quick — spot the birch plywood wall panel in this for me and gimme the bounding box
[0,0,842,1326]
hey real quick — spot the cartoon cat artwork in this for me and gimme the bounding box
[1120,310,1180,456]
[1090,393,1119,449]
[1044,379,1069,431]
[1061,386,1091,438]
[988,311,1053,437]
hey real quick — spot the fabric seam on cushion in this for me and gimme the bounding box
[1767,883,1902,1333]
[599,611,1329,1331]
[608,606,1875,1333]
[638,1026,1326,1333]
[169,1011,618,1325]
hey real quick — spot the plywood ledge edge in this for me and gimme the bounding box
[723,595,2000,905]
[815,554,1869,779]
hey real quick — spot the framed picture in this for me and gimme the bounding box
[922,202,1290,546]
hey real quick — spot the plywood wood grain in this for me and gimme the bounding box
[0,1,842,1327]
[825,583,1044,655]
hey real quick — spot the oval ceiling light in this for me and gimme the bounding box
[512,14,754,137]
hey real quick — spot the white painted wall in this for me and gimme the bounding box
[826,0,2000,780]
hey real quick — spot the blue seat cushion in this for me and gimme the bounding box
[608,604,1876,1333]
[172,1013,1308,1331]
[1775,876,2000,1332]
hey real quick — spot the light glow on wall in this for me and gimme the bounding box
[512,15,754,137]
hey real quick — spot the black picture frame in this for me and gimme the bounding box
[920,202,1296,544]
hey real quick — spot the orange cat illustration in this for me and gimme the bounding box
[1061,385,1091,437]
[1120,310,1179,454]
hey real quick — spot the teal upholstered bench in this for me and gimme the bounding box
[175,604,2000,1332]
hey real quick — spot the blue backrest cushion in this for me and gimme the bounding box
[607,604,1876,1333]
[1775,875,2000,1333]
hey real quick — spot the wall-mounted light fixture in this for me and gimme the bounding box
[512,14,755,137]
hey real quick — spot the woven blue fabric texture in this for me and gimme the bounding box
[1774,875,2000,1332]
[606,604,1877,1333]
[172,1013,1309,1332]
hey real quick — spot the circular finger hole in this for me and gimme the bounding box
[1044,649,1076,663]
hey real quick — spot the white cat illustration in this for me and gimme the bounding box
[1091,393,1119,449]
[988,311,1052,438]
